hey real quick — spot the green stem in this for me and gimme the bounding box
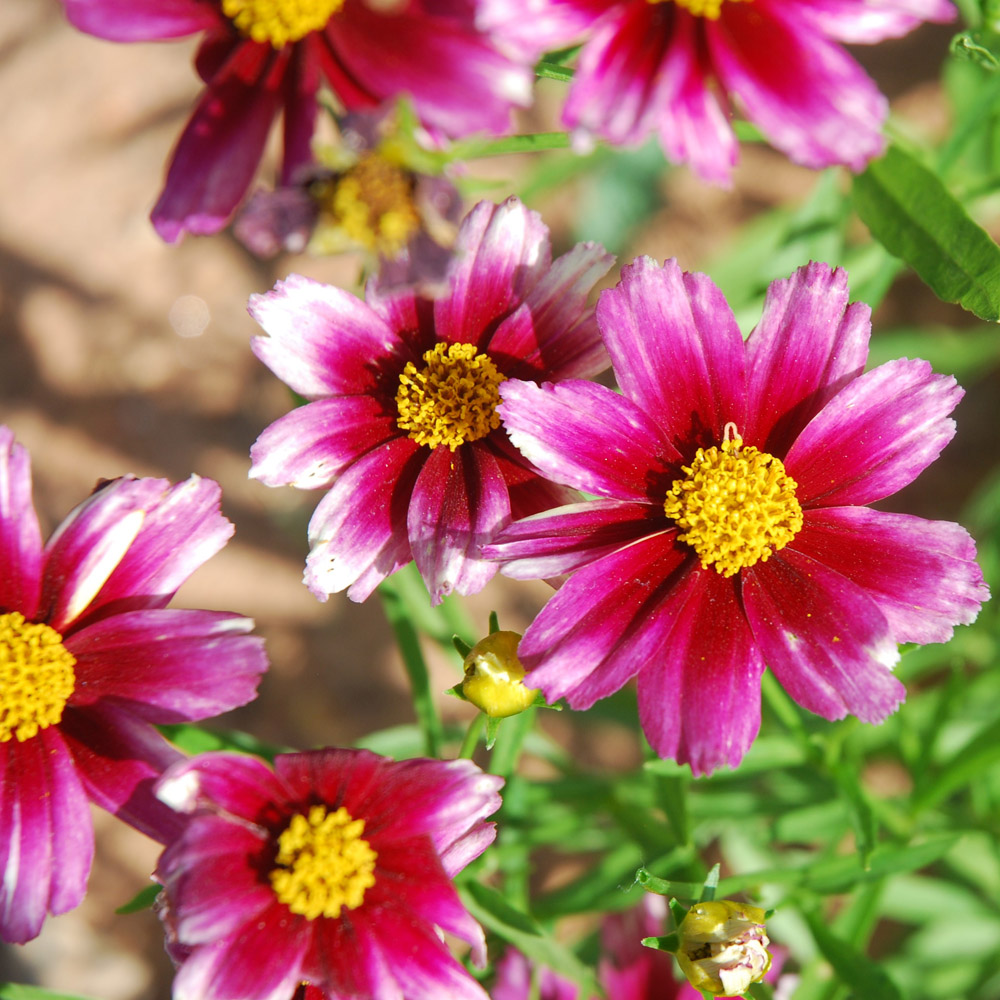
[535,61,574,83]
[458,714,485,759]
[454,132,573,160]
[489,707,535,779]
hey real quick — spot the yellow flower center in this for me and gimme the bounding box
[396,342,506,451]
[269,805,378,920]
[649,0,752,20]
[0,611,76,743]
[221,0,345,47]
[317,153,421,256]
[663,424,802,577]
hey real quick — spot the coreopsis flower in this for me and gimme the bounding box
[487,260,989,775]
[249,197,614,603]
[154,748,503,1000]
[59,0,534,242]
[676,901,770,996]
[461,630,538,718]
[480,0,954,182]
[234,107,463,292]
[0,427,267,943]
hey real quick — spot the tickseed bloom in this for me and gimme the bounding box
[249,197,614,604]
[676,901,770,996]
[0,427,267,943]
[155,748,503,1000]
[60,0,534,242]
[461,630,538,717]
[487,260,989,775]
[480,0,954,181]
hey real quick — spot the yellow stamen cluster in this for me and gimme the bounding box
[396,342,506,451]
[664,427,802,577]
[649,0,752,21]
[221,0,345,47]
[0,612,76,743]
[270,805,378,920]
[320,153,421,256]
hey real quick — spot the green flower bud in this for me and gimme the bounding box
[461,631,537,718]
[676,900,771,997]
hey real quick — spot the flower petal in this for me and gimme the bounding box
[302,909,399,1000]
[636,568,764,775]
[250,273,405,398]
[407,443,509,604]
[499,378,679,502]
[517,532,688,707]
[743,262,871,455]
[250,396,397,489]
[596,257,747,451]
[0,729,92,943]
[487,433,580,523]
[742,547,905,723]
[785,358,962,507]
[433,199,552,347]
[305,437,422,602]
[708,4,886,171]
[152,43,284,241]
[783,0,955,43]
[487,499,663,580]
[66,609,266,723]
[0,426,42,619]
[61,0,221,40]
[793,507,988,645]
[59,702,186,844]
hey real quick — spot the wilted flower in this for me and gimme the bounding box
[60,0,534,241]
[155,748,503,1000]
[461,630,537,718]
[676,901,770,997]
[0,427,267,943]
[249,197,614,604]
[481,0,954,181]
[488,260,988,775]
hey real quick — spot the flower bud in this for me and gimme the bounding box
[461,631,537,718]
[676,900,771,997]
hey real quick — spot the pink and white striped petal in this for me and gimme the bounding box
[0,426,42,619]
[61,0,221,41]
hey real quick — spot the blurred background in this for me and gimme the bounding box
[0,1,996,996]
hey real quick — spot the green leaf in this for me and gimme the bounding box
[950,32,1000,71]
[158,724,285,760]
[0,986,98,1000]
[460,882,598,994]
[913,717,1000,812]
[804,909,904,1000]
[852,143,1000,320]
[115,882,160,914]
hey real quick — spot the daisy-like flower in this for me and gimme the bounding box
[0,427,268,943]
[249,197,614,604]
[59,0,534,242]
[480,0,954,182]
[487,260,988,775]
[154,748,503,1000]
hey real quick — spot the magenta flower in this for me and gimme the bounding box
[0,427,268,943]
[481,0,954,181]
[154,748,503,1000]
[249,197,614,604]
[488,260,988,776]
[60,0,534,242]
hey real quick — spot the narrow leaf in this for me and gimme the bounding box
[804,909,903,1000]
[0,987,98,1000]
[115,882,160,914]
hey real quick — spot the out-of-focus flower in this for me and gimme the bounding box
[480,0,954,182]
[461,630,537,717]
[155,748,503,1000]
[249,197,614,604]
[234,108,463,293]
[676,901,770,996]
[488,260,988,775]
[0,427,267,943]
[59,0,534,242]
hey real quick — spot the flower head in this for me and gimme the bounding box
[0,427,268,943]
[155,748,503,1000]
[676,901,770,996]
[488,260,989,775]
[249,197,614,604]
[481,0,954,181]
[461,630,538,717]
[60,0,534,241]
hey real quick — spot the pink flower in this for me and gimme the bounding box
[0,427,268,943]
[249,197,614,604]
[59,0,534,242]
[480,0,954,181]
[154,748,503,1000]
[488,260,988,775]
